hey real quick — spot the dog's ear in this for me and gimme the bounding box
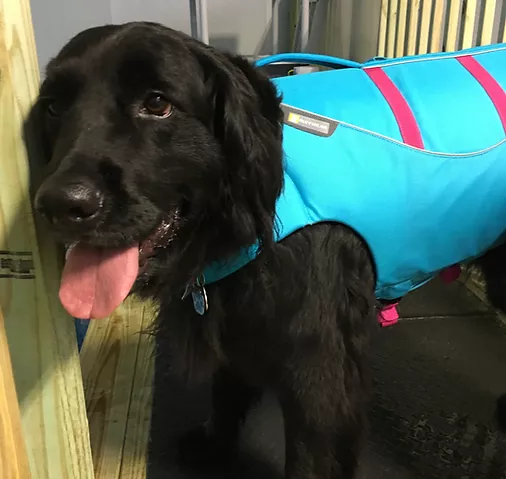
[188,43,284,250]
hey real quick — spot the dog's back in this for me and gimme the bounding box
[205,44,506,301]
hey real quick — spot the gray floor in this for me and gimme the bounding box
[148,278,506,479]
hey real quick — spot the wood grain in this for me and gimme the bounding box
[461,0,479,49]
[418,0,434,54]
[480,0,500,45]
[386,0,399,58]
[377,0,389,57]
[80,298,156,479]
[120,303,156,479]
[395,0,408,57]
[0,0,94,477]
[445,0,463,52]
[430,0,448,52]
[406,0,421,55]
[0,306,30,479]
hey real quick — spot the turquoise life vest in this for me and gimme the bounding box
[203,44,506,300]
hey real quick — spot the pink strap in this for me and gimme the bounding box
[457,55,506,132]
[365,67,425,148]
[378,303,399,327]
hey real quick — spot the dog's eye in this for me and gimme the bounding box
[141,93,173,118]
[45,98,67,118]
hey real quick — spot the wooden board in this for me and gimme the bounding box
[430,0,448,52]
[445,0,463,52]
[406,0,421,55]
[395,0,409,57]
[377,0,389,57]
[80,297,156,479]
[461,0,479,49]
[0,306,30,479]
[0,0,94,477]
[480,0,500,45]
[418,0,434,54]
[386,0,399,58]
[120,304,156,479]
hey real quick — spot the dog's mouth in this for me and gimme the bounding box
[138,210,181,269]
[59,210,180,320]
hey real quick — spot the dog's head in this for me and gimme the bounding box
[31,22,283,319]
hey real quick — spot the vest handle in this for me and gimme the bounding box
[254,53,362,70]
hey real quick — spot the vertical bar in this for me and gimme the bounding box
[378,0,389,57]
[0,0,94,477]
[407,0,422,55]
[199,0,209,44]
[446,0,464,52]
[80,299,156,479]
[300,0,310,51]
[430,0,448,52]
[190,0,209,44]
[189,0,199,39]
[461,0,480,48]
[272,0,280,53]
[0,307,31,479]
[418,0,434,54]
[396,0,409,57]
[480,0,500,45]
[386,0,399,57]
[503,15,506,43]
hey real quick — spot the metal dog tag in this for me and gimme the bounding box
[181,275,209,315]
[192,287,208,316]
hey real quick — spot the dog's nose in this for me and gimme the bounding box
[35,182,104,226]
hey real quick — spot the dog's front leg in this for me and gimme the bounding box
[178,368,262,467]
[279,359,367,479]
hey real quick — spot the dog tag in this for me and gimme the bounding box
[192,287,208,316]
[181,275,209,315]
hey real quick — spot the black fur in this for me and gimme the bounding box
[29,22,506,478]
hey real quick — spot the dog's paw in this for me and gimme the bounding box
[177,424,237,470]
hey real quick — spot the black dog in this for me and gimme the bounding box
[30,22,506,479]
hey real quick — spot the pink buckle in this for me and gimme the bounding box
[378,303,399,327]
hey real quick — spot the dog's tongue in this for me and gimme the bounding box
[59,243,139,319]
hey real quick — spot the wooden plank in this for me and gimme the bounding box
[386,0,399,58]
[418,0,434,54]
[461,0,480,48]
[377,0,389,56]
[407,0,422,55]
[445,0,464,52]
[395,0,409,57]
[120,304,156,478]
[430,0,448,52]
[480,0,500,45]
[80,298,156,479]
[0,306,30,479]
[0,0,94,478]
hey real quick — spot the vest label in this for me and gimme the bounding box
[282,104,338,137]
